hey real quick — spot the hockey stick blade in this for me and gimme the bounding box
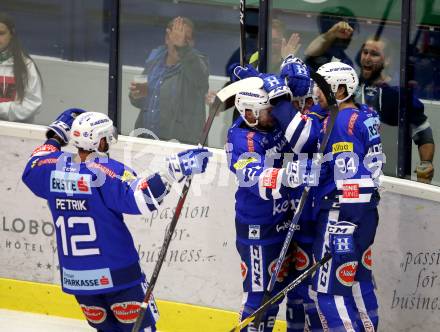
[252,71,338,328]
[229,253,332,332]
[216,76,263,103]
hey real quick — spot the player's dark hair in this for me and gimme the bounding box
[0,13,43,102]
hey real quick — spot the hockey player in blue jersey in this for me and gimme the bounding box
[227,54,331,331]
[22,109,211,332]
[309,62,383,332]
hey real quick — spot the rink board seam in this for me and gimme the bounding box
[0,278,287,331]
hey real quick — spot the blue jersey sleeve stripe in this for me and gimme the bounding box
[293,118,313,154]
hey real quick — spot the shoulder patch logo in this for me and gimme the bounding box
[364,117,380,141]
[233,157,258,170]
[121,170,136,182]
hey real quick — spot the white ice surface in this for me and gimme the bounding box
[0,309,92,331]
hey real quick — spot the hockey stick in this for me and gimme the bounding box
[229,252,332,332]
[252,71,338,328]
[239,0,246,66]
[131,76,263,332]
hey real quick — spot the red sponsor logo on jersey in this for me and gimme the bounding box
[111,301,142,324]
[246,132,255,152]
[100,276,110,285]
[138,179,149,191]
[348,113,359,135]
[268,254,291,282]
[73,130,81,137]
[262,169,279,189]
[342,183,359,198]
[80,305,106,324]
[37,158,58,166]
[336,261,358,286]
[88,162,117,178]
[240,261,248,281]
[31,144,59,156]
[362,246,372,270]
[294,246,309,271]
[77,177,90,192]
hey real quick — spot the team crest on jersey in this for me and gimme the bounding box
[241,261,248,281]
[336,261,358,286]
[248,225,260,239]
[294,246,309,271]
[362,246,372,270]
[50,171,92,194]
[111,301,141,324]
[80,305,107,324]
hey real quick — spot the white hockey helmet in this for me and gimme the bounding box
[235,88,271,127]
[316,62,359,103]
[70,112,117,151]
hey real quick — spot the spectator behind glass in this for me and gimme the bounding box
[357,37,435,183]
[129,16,209,145]
[0,13,43,123]
[304,7,358,71]
[248,18,301,73]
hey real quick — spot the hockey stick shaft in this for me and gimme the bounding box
[131,77,263,332]
[252,71,338,327]
[239,0,246,66]
[131,93,224,332]
[230,253,332,332]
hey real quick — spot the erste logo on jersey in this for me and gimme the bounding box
[111,301,142,323]
[336,261,358,286]
[80,305,107,324]
[50,171,92,194]
[62,267,113,291]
